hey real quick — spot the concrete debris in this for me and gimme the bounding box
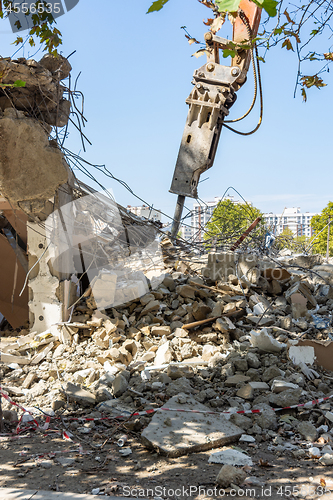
[0,109,69,211]
[250,328,286,353]
[216,464,247,487]
[2,250,333,471]
[0,55,71,127]
[297,421,318,442]
[141,393,243,456]
[209,448,253,465]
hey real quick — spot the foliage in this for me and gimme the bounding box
[0,1,62,54]
[147,0,333,98]
[203,199,265,249]
[0,78,26,88]
[274,227,309,253]
[310,201,333,256]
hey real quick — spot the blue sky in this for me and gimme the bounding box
[1,0,332,221]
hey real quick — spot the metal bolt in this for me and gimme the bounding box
[221,87,229,94]
[231,67,240,77]
[204,32,213,42]
[196,83,203,90]
[206,63,215,72]
[198,72,205,77]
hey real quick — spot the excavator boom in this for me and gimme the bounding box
[170,0,262,239]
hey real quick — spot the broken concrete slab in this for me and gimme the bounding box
[0,108,69,211]
[141,393,243,457]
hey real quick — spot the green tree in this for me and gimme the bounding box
[310,202,333,256]
[275,227,309,252]
[0,1,62,53]
[203,199,265,249]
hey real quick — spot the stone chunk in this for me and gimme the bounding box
[167,365,194,379]
[209,448,252,466]
[271,380,299,393]
[166,377,194,396]
[22,371,37,389]
[269,388,302,408]
[140,293,155,305]
[229,414,252,430]
[236,384,254,400]
[176,285,196,299]
[112,374,128,397]
[225,375,251,387]
[155,341,173,365]
[192,302,212,321]
[233,357,248,372]
[0,109,69,210]
[3,410,18,422]
[246,352,261,369]
[248,382,269,390]
[64,382,96,406]
[142,300,160,314]
[250,328,286,353]
[92,328,109,348]
[151,325,171,336]
[254,405,277,430]
[216,465,247,488]
[141,393,243,457]
[39,54,72,80]
[297,421,318,442]
[174,328,188,338]
[262,366,283,382]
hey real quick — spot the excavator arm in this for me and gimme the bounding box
[170,0,262,238]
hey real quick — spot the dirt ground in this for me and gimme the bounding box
[1,410,333,500]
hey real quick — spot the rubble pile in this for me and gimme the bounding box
[0,54,71,127]
[0,54,73,213]
[2,249,333,487]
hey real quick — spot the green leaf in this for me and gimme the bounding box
[147,0,170,13]
[301,88,307,102]
[215,0,241,13]
[282,38,294,51]
[310,29,319,36]
[223,48,237,58]
[12,36,24,46]
[257,56,265,62]
[253,0,278,17]
[13,79,26,87]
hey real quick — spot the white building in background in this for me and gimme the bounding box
[127,205,162,223]
[263,207,317,237]
[180,196,250,243]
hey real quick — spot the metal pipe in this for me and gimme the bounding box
[230,216,261,251]
[170,194,185,239]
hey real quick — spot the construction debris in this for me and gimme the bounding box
[141,393,243,456]
[2,247,333,493]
